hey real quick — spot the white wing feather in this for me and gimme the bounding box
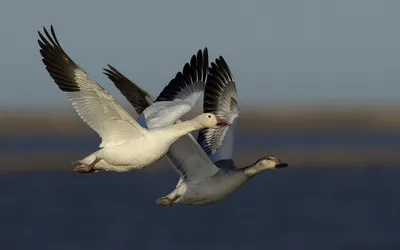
[38,26,146,148]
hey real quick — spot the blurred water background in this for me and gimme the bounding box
[1,0,400,249]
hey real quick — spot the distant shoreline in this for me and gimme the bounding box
[2,106,399,173]
[1,147,398,173]
[2,106,400,134]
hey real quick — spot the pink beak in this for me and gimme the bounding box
[215,116,230,126]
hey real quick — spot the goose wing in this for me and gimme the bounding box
[105,48,209,129]
[38,26,146,148]
[197,56,239,162]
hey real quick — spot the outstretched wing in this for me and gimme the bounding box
[38,25,146,148]
[197,56,239,162]
[103,64,154,115]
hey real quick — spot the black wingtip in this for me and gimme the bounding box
[103,64,153,114]
[203,55,237,113]
[208,55,235,86]
[155,48,209,102]
[103,64,116,76]
[38,25,81,92]
[103,64,120,81]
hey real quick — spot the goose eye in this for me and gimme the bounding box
[208,115,211,118]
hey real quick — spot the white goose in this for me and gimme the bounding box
[37,26,230,173]
[104,53,289,206]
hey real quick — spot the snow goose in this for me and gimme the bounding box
[37,26,230,173]
[105,54,289,205]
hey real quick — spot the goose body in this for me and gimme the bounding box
[80,119,215,172]
[171,166,247,205]
[106,51,288,205]
[38,26,229,173]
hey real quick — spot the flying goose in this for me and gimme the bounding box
[104,53,288,205]
[37,26,230,173]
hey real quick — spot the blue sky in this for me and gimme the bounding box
[0,0,398,109]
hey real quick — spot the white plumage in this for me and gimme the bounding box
[38,26,230,173]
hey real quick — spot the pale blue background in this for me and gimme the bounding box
[0,0,398,109]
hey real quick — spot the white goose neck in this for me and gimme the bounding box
[155,119,203,144]
[169,119,203,134]
[243,162,263,179]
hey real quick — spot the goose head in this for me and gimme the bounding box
[244,155,288,178]
[255,155,288,170]
[194,113,230,128]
